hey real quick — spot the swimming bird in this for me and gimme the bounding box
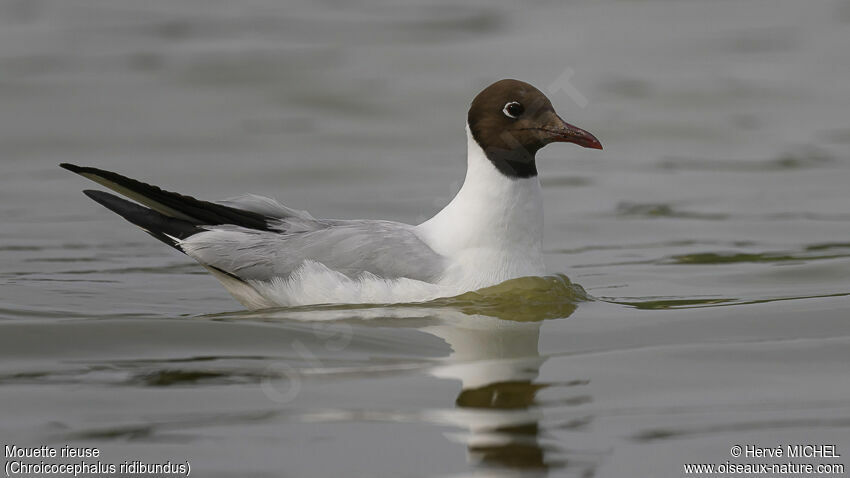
[62,79,602,309]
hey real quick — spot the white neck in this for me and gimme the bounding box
[416,125,545,288]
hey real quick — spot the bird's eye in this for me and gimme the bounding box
[502,101,524,119]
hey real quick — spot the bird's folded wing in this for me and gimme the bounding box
[61,163,445,284]
[180,220,446,283]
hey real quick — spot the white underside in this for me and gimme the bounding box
[247,261,461,308]
[208,125,546,309]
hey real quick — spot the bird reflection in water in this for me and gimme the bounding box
[422,275,599,476]
[228,274,597,476]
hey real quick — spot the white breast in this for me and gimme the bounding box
[416,125,546,290]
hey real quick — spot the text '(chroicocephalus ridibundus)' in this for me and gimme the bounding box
[62,79,602,309]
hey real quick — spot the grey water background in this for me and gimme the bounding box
[1,0,849,476]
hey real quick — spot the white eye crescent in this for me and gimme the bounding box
[502,101,524,119]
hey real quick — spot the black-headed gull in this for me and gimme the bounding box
[63,79,602,309]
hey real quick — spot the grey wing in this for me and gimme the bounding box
[58,165,443,285]
[180,218,447,283]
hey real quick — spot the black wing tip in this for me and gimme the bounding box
[82,189,113,202]
[62,163,108,177]
[81,189,141,216]
[80,189,201,250]
[66,164,273,232]
[60,162,80,172]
